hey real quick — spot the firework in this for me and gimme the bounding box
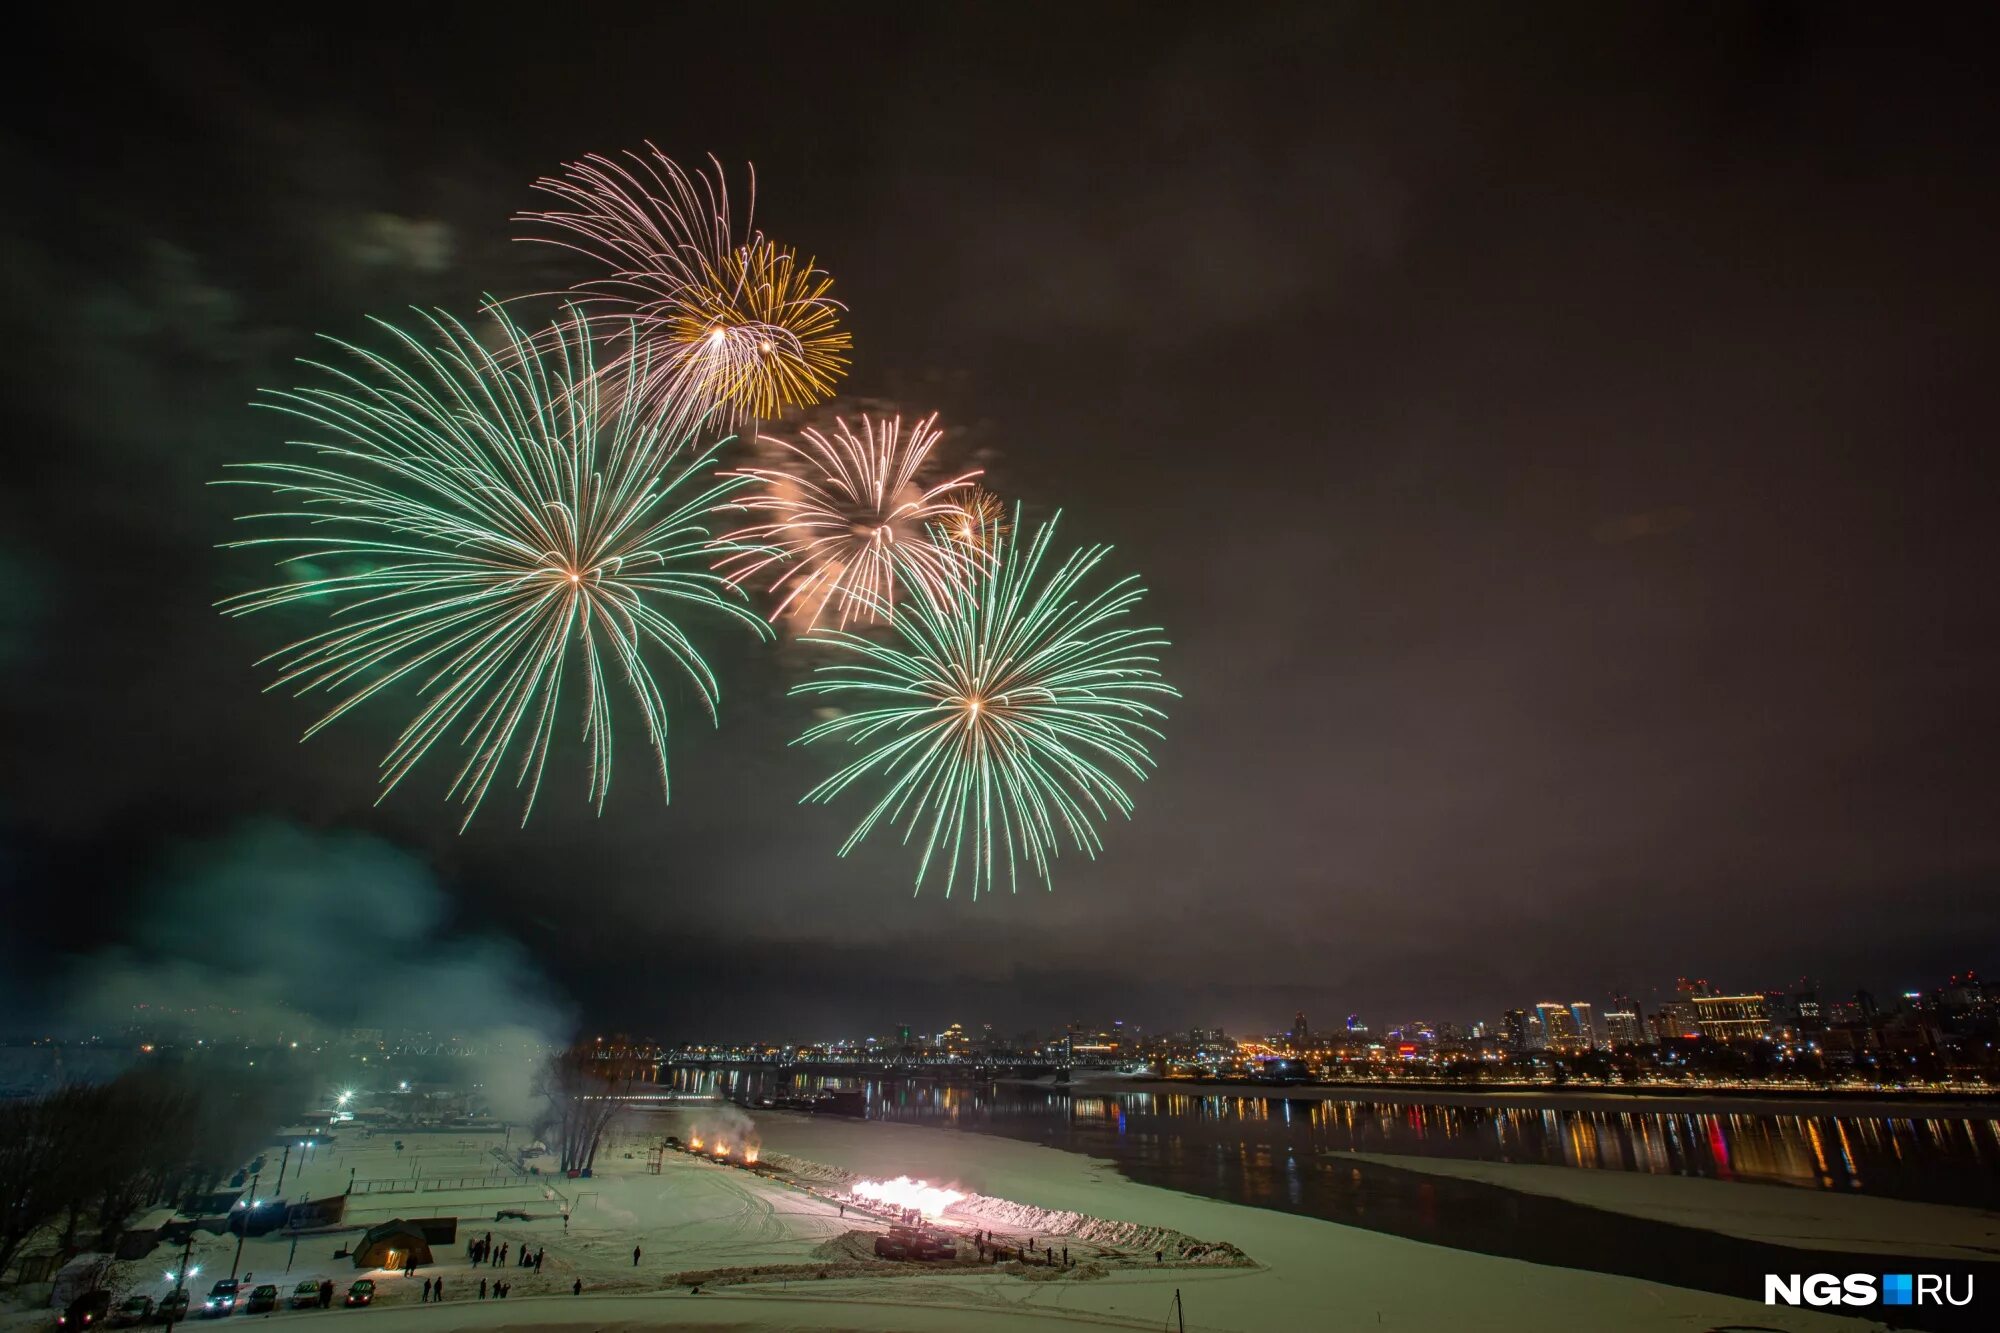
[217,308,766,828]
[719,412,983,630]
[941,485,1009,554]
[518,146,850,424]
[793,508,1177,896]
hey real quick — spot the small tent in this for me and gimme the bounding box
[353,1218,455,1270]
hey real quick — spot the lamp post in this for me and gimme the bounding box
[230,1172,259,1280]
[165,1234,197,1333]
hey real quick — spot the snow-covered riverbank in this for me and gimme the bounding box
[1,1110,1901,1332]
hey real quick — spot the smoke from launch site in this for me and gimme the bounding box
[49,820,572,1116]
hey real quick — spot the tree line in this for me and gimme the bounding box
[0,1063,301,1281]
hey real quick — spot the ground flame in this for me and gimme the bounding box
[850,1176,965,1219]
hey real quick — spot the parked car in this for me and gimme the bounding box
[199,1281,239,1318]
[288,1283,320,1310]
[106,1296,154,1328]
[57,1292,111,1331]
[342,1281,375,1309]
[244,1287,277,1315]
[156,1292,191,1323]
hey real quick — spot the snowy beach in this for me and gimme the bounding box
[4,1108,1916,1333]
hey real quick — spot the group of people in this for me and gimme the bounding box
[418,1277,445,1302]
[966,1230,1072,1268]
[475,1277,514,1300]
[467,1232,546,1273]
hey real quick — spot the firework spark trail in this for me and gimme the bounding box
[217,307,767,829]
[793,508,1177,897]
[941,485,1009,556]
[517,146,850,425]
[718,412,985,630]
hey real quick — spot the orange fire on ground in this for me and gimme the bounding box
[743,1145,759,1164]
[850,1176,965,1219]
[711,1141,731,1158]
[688,1135,704,1151]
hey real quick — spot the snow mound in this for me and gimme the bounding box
[809,1230,882,1263]
[760,1150,1252,1267]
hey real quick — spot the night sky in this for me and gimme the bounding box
[4,6,1996,1041]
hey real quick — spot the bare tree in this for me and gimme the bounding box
[533,1045,642,1174]
[0,1086,98,1278]
[0,1063,309,1276]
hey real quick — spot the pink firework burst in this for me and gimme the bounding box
[718,413,983,629]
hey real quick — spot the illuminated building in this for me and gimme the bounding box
[1569,1003,1597,1050]
[1501,1008,1529,1053]
[1692,993,1771,1042]
[1604,1008,1643,1045]
[1536,1003,1584,1054]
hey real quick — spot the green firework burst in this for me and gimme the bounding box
[218,307,768,828]
[793,508,1177,896]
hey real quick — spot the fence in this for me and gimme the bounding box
[350,1173,519,1195]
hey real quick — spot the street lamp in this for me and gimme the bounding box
[230,1173,260,1280]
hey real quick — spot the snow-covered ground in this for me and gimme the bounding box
[1337,1149,2000,1260]
[2,1110,1902,1332]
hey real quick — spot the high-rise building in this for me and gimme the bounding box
[1604,1008,1644,1046]
[1291,1011,1310,1050]
[1536,1002,1583,1054]
[1501,1009,1529,1052]
[1600,980,1648,1040]
[1692,993,1771,1042]
[1569,1003,1597,1050]
[1345,1013,1369,1036]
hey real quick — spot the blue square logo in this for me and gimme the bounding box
[1882,1273,1913,1306]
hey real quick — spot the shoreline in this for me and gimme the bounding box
[1058,1073,2000,1117]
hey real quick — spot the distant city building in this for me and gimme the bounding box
[1569,1003,1597,1051]
[1692,993,1771,1042]
[1501,1009,1529,1053]
[1291,1011,1310,1050]
[1603,1008,1644,1045]
[1536,1002,1584,1054]
[1651,999,1698,1042]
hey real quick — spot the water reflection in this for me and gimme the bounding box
[657,1065,2000,1209]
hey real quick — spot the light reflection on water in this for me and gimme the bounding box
[659,1065,2000,1209]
